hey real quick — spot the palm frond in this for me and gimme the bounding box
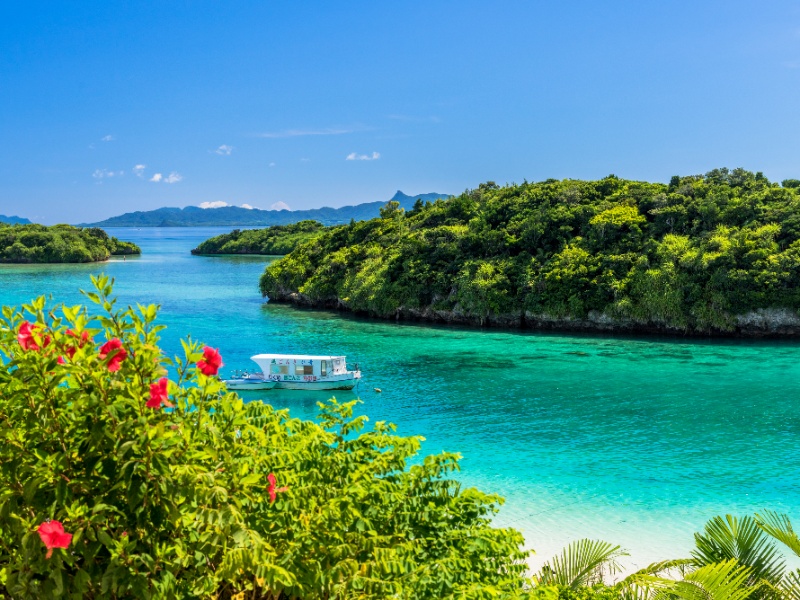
[692,515,785,587]
[537,538,627,589]
[756,511,800,558]
[770,569,800,600]
[630,558,696,577]
[656,559,755,600]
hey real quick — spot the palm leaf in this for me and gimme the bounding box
[619,559,697,599]
[537,538,627,589]
[755,511,800,558]
[692,515,785,588]
[629,558,696,578]
[654,559,755,600]
[768,569,800,600]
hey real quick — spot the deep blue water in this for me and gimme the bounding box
[2,227,799,571]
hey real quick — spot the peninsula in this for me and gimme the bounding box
[260,169,800,336]
[191,221,324,255]
[0,224,140,263]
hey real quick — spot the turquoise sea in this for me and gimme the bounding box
[2,227,800,572]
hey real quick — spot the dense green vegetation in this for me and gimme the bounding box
[261,169,800,334]
[4,279,800,598]
[191,220,324,255]
[0,224,140,263]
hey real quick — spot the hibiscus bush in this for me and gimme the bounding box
[0,276,531,599]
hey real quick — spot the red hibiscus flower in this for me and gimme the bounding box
[61,329,92,362]
[17,321,50,352]
[197,346,223,376]
[267,472,289,504]
[99,339,127,372]
[37,520,72,558]
[146,377,173,409]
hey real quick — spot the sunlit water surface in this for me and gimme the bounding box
[2,227,799,573]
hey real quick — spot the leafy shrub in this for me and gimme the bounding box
[0,276,530,599]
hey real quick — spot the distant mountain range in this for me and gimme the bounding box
[0,215,32,225]
[83,191,450,227]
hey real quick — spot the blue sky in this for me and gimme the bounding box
[1,1,800,224]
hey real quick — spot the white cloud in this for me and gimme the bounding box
[269,162,276,167]
[133,164,146,177]
[300,158,310,162]
[270,201,291,211]
[93,168,124,179]
[241,203,258,210]
[199,201,230,209]
[346,151,380,161]
[101,135,115,142]
[215,144,233,155]
[149,171,182,183]
[256,127,353,138]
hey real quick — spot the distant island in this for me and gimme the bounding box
[84,191,450,227]
[0,224,140,263]
[191,221,324,255]
[0,214,32,225]
[260,169,800,337]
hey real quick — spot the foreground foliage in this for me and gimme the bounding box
[0,224,140,263]
[0,277,530,598]
[261,169,800,333]
[191,220,324,255]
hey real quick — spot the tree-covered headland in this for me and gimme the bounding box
[191,220,324,255]
[0,224,140,263]
[261,169,800,335]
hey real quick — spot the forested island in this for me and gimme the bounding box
[0,224,140,263]
[191,221,324,255]
[261,168,800,336]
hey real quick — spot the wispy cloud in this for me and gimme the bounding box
[199,201,229,209]
[241,203,259,210]
[215,144,234,155]
[346,151,380,161]
[150,171,183,184]
[93,168,124,179]
[133,164,146,177]
[782,60,800,69]
[268,162,276,167]
[270,201,291,211]
[101,135,115,142]
[256,127,353,138]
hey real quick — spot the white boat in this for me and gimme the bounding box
[224,354,361,391]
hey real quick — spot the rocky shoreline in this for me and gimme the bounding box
[266,289,800,338]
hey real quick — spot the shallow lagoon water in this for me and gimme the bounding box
[2,227,800,572]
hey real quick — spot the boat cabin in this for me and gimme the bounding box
[251,354,350,383]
